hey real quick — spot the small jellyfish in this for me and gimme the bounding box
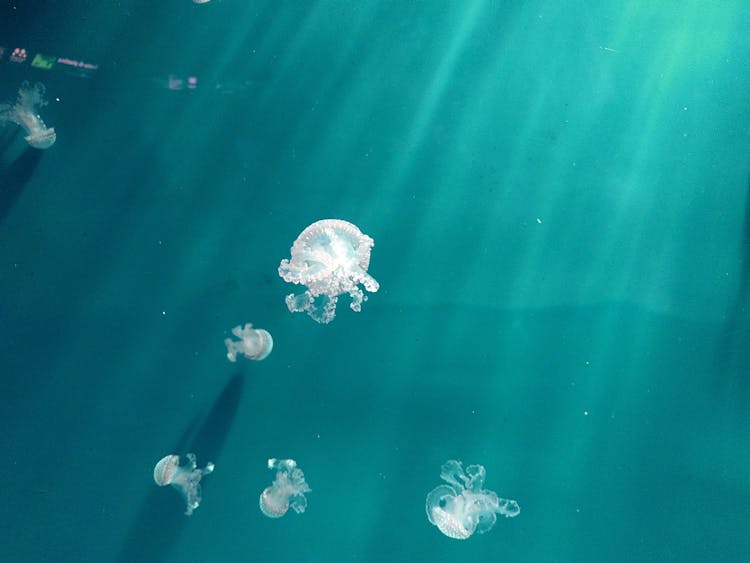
[259,458,311,518]
[425,459,519,540]
[278,219,379,323]
[224,323,273,362]
[0,82,56,149]
[153,453,215,515]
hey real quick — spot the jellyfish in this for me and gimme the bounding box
[0,82,56,149]
[153,453,215,515]
[278,219,379,324]
[224,323,273,362]
[425,459,520,540]
[259,458,311,518]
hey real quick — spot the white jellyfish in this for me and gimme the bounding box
[0,82,56,149]
[278,219,379,324]
[153,453,215,515]
[224,323,273,362]
[259,458,311,518]
[425,459,519,540]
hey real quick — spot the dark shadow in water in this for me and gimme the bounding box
[0,133,42,223]
[716,173,750,410]
[117,372,245,563]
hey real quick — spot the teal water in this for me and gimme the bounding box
[1,1,749,561]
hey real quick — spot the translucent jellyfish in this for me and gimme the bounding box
[224,323,273,362]
[0,82,56,149]
[259,458,311,518]
[278,219,379,324]
[425,459,520,540]
[153,453,215,515]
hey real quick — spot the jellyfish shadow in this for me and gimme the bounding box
[116,372,244,563]
[0,131,42,224]
[716,172,750,410]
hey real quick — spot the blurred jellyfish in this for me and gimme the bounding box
[153,453,215,515]
[224,323,273,362]
[278,219,379,323]
[259,458,311,518]
[425,459,520,540]
[192,0,211,3]
[0,82,56,149]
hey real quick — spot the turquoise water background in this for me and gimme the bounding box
[1,1,749,561]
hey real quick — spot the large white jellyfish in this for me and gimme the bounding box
[259,458,311,518]
[224,323,273,361]
[425,459,520,540]
[153,453,215,515]
[0,82,56,149]
[278,219,379,324]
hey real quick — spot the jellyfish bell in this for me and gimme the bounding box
[259,485,290,518]
[278,219,379,323]
[153,453,215,515]
[24,127,56,150]
[435,513,473,539]
[153,454,180,486]
[426,484,474,539]
[430,507,474,540]
[224,323,273,362]
[259,458,311,519]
